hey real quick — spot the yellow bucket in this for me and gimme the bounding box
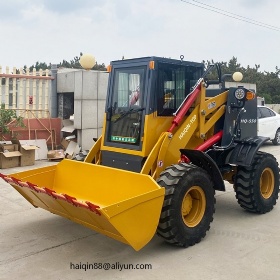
[1,159,165,251]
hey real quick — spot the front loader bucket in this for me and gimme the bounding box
[1,160,165,251]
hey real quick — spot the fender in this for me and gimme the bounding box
[228,136,269,167]
[180,149,225,191]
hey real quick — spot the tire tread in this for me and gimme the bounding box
[156,163,215,247]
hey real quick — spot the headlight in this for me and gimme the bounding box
[234,88,246,100]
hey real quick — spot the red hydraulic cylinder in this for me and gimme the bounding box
[168,84,201,132]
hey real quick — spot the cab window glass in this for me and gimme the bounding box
[113,69,144,108]
[157,63,201,116]
[107,67,146,145]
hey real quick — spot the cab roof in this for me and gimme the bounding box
[110,56,204,68]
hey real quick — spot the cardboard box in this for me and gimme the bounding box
[20,145,39,166]
[47,149,65,160]
[11,140,39,166]
[47,141,80,160]
[0,151,21,169]
[0,143,19,152]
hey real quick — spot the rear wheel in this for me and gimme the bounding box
[272,129,280,145]
[156,163,215,247]
[234,152,279,213]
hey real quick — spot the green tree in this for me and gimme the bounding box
[0,104,25,140]
[227,56,242,73]
[29,61,50,71]
[261,93,272,104]
[204,57,280,103]
[23,53,107,72]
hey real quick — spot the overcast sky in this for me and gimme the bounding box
[0,0,279,72]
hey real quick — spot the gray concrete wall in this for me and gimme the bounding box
[57,69,109,150]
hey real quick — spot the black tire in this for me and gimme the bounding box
[272,129,280,145]
[156,163,215,247]
[234,152,279,213]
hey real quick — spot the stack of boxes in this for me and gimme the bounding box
[0,141,39,169]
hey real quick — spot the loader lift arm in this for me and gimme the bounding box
[141,78,228,179]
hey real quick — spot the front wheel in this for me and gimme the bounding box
[272,129,280,145]
[234,152,279,213]
[156,163,215,247]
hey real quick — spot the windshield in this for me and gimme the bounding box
[107,67,146,145]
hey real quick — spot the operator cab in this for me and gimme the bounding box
[104,57,203,150]
[102,57,203,171]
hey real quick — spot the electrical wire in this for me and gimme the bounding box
[192,0,280,30]
[180,0,280,32]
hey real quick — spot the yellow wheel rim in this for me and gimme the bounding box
[181,186,206,227]
[260,168,274,199]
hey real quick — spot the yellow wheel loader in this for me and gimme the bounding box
[1,57,279,251]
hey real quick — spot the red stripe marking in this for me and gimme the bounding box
[63,194,77,205]
[86,201,101,216]
[1,174,101,215]
[71,200,89,210]
[44,187,65,200]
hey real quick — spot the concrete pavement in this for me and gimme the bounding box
[1,144,280,280]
